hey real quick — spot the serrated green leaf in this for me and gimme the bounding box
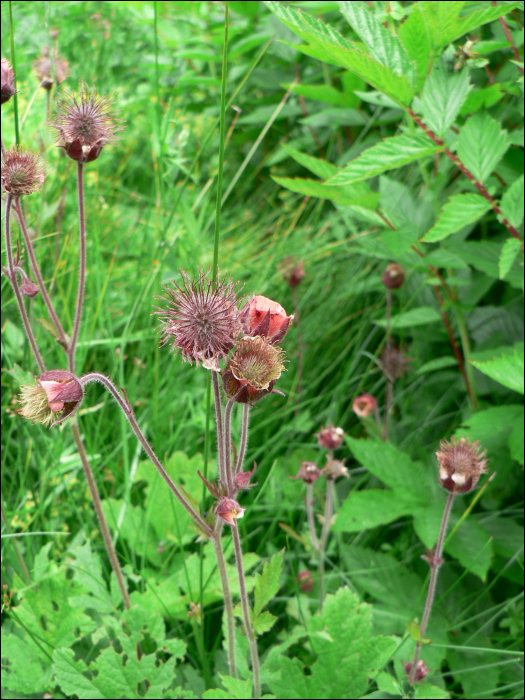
[272,175,378,208]
[456,113,509,183]
[460,83,504,115]
[0,629,49,694]
[444,240,523,288]
[499,238,523,280]
[440,2,521,47]
[421,194,491,242]
[253,549,284,620]
[415,683,451,699]
[500,175,525,229]
[253,610,278,635]
[398,3,432,92]
[446,515,493,581]
[374,306,442,330]
[282,144,340,179]
[327,133,442,186]
[469,344,524,394]
[265,588,397,699]
[419,59,471,137]
[219,675,253,700]
[333,489,419,532]
[419,2,468,53]
[264,1,414,105]
[339,1,415,84]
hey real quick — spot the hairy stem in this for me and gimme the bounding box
[407,108,521,241]
[232,525,260,698]
[409,492,455,683]
[68,162,86,370]
[70,420,131,609]
[318,477,334,609]
[306,483,319,551]
[213,522,237,678]
[492,2,524,74]
[3,195,45,373]
[13,197,68,349]
[235,404,250,475]
[223,399,235,496]
[212,371,226,486]
[80,373,214,537]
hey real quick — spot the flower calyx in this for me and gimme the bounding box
[222,335,286,405]
[290,461,321,485]
[239,295,293,345]
[234,461,257,491]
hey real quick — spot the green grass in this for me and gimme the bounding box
[2,2,524,699]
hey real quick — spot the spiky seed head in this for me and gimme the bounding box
[316,422,345,450]
[51,81,123,162]
[352,394,377,418]
[382,263,406,289]
[239,295,293,344]
[155,269,242,370]
[215,497,245,526]
[381,346,411,381]
[222,335,285,404]
[2,146,45,197]
[1,58,15,104]
[290,461,321,484]
[33,48,69,90]
[322,458,349,481]
[19,370,83,427]
[436,436,488,493]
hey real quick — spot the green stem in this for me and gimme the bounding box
[8,1,20,145]
[455,308,478,410]
[213,1,229,273]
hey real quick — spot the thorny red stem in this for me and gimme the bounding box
[492,2,524,74]
[407,108,521,241]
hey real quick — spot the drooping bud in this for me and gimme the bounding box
[19,277,39,298]
[1,58,15,104]
[33,47,69,90]
[436,436,488,494]
[290,461,321,484]
[214,497,246,526]
[296,570,314,593]
[222,336,285,405]
[239,295,293,345]
[381,263,405,289]
[316,422,344,450]
[381,346,411,381]
[322,458,349,481]
[352,394,377,418]
[154,268,242,370]
[279,257,306,288]
[51,81,124,163]
[403,660,429,684]
[19,370,83,427]
[2,146,45,197]
[234,462,257,491]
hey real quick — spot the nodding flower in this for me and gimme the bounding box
[352,394,377,418]
[239,295,293,345]
[19,370,83,427]
[214,496,246,526]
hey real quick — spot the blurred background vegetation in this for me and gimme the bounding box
[1,2,523,698]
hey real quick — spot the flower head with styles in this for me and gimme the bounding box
[239,295,293,345]
[1,58,15,104]
[316,423,344,450]
[19,370,83,427]
[436,436,488,494]
[155,269,242,370]
[222,335,285,404]
[51,81,123,163]
[2,146,45,197]
[352,394,377,418]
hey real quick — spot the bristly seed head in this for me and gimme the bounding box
[154,268,242,370]
[2,146,45,197]
[436,436,488,493]
[51,81,124,162]
[381,345,411,381]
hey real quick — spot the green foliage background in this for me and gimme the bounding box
[1,1,523,698]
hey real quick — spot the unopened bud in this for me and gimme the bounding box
[20,278,39,298]
[316,423,344,450]
[382,263,405,289]
[234,462,257,491]
[1,58,15,105]
[296,570,314,593]
[290,461,321,484]
[403,659,429,684]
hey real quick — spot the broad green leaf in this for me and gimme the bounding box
[469,344,524,394]
[455,405,523,464]
[253,610,278,635]
[380,224,421,255]
[460,83,504,115]
[253,549,284,620]
[413,499,451,550]
[419,59,471,137]
[327,133,442,185]
[424,247,469,269]
[416,356,459,374]
[265,588,397,699]
[444,240,523,289]
[300,106,366,127]
[415,684,451,699]
[52,606,188,699]
[333,489,419,532]
[66,537,116,613]
[440,2,521,47]
[398,3,433,92]
[286,82,355,106]
[446,515,493,581]
[271,176,378,208]
[339,1,415,84]
[218,675,254,700]
[374,306,442,330]
[500,175,525,229]
[264,1,414,105]
[0,628,49,694]
[499,238,523,280]
[419,2,468,54]
[282,144,340,179]
[456,113,509,184]
[421,194,491,242]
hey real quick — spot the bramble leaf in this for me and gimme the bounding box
[499,238,523,280]
[421,194,491,242]
[500,175,525,229]
[374,306,442,330]
[419,59,471,137]
[469,344,524,394]
[282,144,340,179]
[456,113,509,183]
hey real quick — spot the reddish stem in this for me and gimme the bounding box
[492,2,523,74]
